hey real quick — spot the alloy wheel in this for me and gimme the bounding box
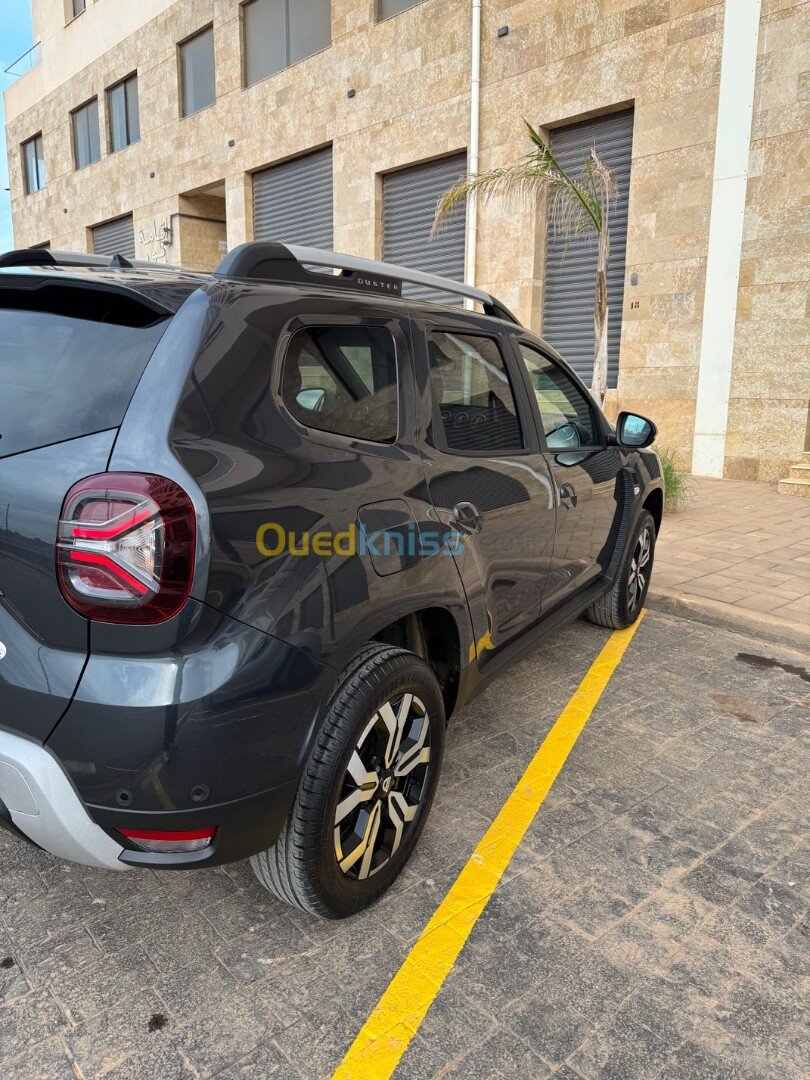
[628,526,652,613]
[334,693,431,880]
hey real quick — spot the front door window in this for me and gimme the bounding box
[518,345,599,451]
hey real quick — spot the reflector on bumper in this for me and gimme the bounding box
[117,827,216,853]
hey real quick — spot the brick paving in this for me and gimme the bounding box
[1,612,808,1079]
[653,476,810,628]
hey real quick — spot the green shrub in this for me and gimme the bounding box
[658,447,694,512]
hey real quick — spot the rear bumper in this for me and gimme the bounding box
[0,728,128,871]
[92,777,300,869]
[47,601,333,820]
[0,727,300,871]
[2,604,333,872]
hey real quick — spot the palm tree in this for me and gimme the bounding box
[432,121,617,405]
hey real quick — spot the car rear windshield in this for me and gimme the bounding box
[0,282,170,459]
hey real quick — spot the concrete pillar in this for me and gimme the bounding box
[226,173,252,250]
[692,0,762,477]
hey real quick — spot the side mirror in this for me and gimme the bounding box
[616,411,656,449]
[546,422,582,451]
[296,388,325,412]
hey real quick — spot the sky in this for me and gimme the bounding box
[1,0,35,251]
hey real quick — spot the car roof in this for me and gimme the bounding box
[0,254,577,393]
[0,242,523,325]
[0,261,513,328]
[0,263,207,315]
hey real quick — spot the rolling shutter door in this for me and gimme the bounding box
[92,214,135,260]
[253,147,333,248]
[542,109,634,388]
[383,154,467,304]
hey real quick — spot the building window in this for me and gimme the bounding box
[180,26,216,117]
[379,0,423,19]
[243,0,331,87]
[107,75,140,152]
[72,99,101,170]
[22,134,46,194]
[72,0,86,17]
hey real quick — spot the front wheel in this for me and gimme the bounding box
[251,643,445,918]
[587,509,656,629]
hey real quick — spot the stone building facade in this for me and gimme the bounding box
[4,0,808,482]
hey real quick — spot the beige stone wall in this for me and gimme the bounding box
[176,192,227,270]
[8,0,176,121]
[474,0,726,467]
[3,0,808,479]
[725,0,810,482]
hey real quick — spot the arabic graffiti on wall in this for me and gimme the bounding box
[137,218,173,262]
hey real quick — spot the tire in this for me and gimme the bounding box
[251,643,446,919]
[587,509,656,630]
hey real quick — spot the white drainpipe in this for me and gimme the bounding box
[464,0,482,308]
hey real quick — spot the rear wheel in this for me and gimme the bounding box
[251,643,445,918]
[587,509,656,629]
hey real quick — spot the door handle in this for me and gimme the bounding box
[559,483,578,509]
[452,501,483,535]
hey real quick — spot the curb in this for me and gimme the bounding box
[646,587,810,653]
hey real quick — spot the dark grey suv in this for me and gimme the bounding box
[0,243,662,917]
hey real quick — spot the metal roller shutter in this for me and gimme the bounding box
[542,109,634,388]
[253,147,333,248]
[92,214,136,260]
[383,154,467,304]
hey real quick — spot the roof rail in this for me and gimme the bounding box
[0,248,111,269]
[214,242,521,324]
[0,247,203,275]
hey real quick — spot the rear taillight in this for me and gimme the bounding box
[118,828,216,853]
[57,473,195,624]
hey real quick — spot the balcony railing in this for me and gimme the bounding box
[4,42,42,80]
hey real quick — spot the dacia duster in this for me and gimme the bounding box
[0,243,662,917]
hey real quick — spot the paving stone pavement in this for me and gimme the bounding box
[1,611,808,1079]
[653,476,810,632]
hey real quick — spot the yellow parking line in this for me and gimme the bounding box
[333,613,646,1080]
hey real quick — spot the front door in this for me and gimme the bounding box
[513,342,622,609]
[413,322,557,667]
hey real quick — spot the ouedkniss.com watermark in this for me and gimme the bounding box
[255,522,547,559]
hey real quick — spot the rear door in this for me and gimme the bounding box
[0,274,171,739]
[511,340,623,608]
[412,314,557,665]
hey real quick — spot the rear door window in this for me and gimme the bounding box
[0,282,169,459]
[427,331,524,454]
